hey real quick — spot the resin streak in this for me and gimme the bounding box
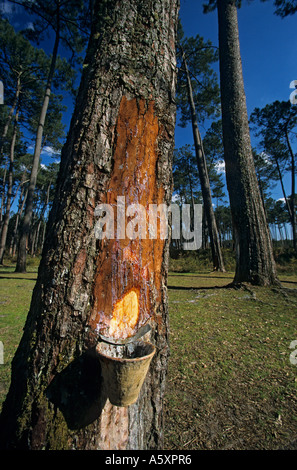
[90,96,165,340]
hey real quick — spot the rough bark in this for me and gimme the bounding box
[0,0,179,450]
[217,0,279,286]
[182,50,225,271]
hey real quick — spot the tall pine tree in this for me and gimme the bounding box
[204,0,279,285]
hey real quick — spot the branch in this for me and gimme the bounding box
[7,0,59,33]
[177,43,219,64]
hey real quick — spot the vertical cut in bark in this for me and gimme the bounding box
[0,0,179,450]
[90,97,167,341]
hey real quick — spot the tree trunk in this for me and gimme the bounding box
[284,124,296,251]
[182,50,225,271]
[0,0,179,450]
[0,106,19,264]
[11,185,28,257]
[0,82,21,226]
[217,0,279,286]
[15,13,60,273]
[9,182,24,255]
[34,182,51,255]
[274,156,292,220]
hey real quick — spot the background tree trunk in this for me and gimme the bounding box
[217,0,279,286]
[182,50,225,271]
[0,0,179,450]
[11,185,28,257]
[284,123,296,250]
[0,81,21,233]
[15,11,60,273]
[0,106,19,264]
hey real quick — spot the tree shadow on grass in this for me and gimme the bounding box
[46,348,107,430]
[169,273,234,280]
[0,274,37,281]
[168,273,235,290]
[168,283,234,291]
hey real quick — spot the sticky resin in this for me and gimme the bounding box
[109,287,140,339]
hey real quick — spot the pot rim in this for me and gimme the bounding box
[96,340,156,363]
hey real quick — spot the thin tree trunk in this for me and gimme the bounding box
[11,186,28,257]
[15,13,60,273]
[0,163,7,228]
[0,83,21,225]
[40,181,51,251]
[0,107,19,264]
[278,224,284,243]
[0,81,20,153]
[0,0,179,450]
[284,124,296,251]
[274,156,292,219]
[30,222,37,256]
[34,181,51,255]
[217,0,279,286]
[283,223,288,241]
[182,50,225,271]
[9,181,24,255]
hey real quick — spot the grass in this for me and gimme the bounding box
[164,271,297,450]
[0,263,38,406]
[0,256,297,449]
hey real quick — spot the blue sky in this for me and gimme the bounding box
[177,0,297,201]
[178,0,296,139]
[1,0,296,201]
[180,0,296,114]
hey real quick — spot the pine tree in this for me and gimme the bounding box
[250,100,297,251]
[0,0,179,450]
[204,0,279,285]
[14,0,88,273]
[0,19,66,263]
[177,27,225,271]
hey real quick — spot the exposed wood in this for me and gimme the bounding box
[0,0,179,450]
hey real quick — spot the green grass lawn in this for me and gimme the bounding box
[0,265,38,408]
[165,271,297,450]
[0,262,297,449]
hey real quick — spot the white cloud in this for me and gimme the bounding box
[28,145,58,155]
[41,146,61,156]
[41,146,54,155]
[259,151,273,166]
[215,160,225,174]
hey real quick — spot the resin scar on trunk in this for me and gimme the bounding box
[89,96,165,340]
